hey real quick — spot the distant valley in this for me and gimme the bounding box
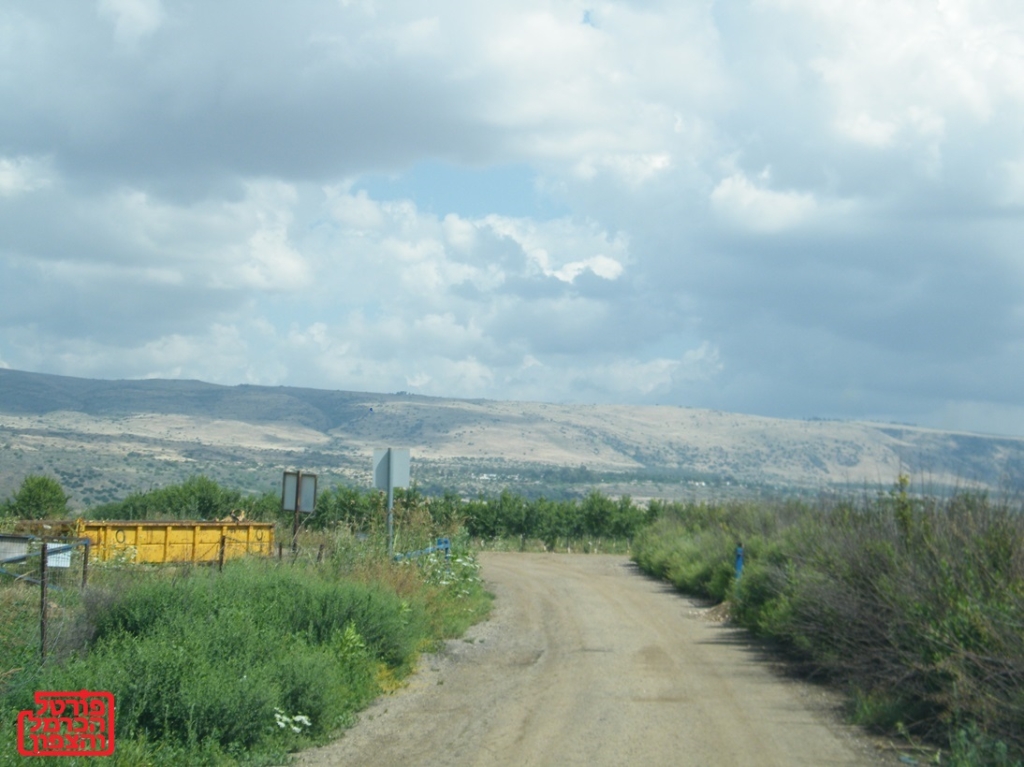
[1,368,1023,509]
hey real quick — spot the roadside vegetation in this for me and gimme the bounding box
[0,476,490,766]
[0,473,650,765]
[82,478,654,552]
[6,471,1023,764]
[632,478,1024,766]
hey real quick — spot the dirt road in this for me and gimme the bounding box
[296,553,891,766]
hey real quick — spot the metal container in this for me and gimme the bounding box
[16,519,275,564]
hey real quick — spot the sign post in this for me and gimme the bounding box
[282,471,318,552]
[373,448,410,559]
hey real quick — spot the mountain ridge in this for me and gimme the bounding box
[2,367,1022,506]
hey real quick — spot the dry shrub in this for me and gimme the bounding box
[633,487,1024,761]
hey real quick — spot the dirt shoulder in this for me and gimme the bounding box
[294,553,899,766]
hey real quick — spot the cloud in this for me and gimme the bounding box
[221,182,310,291]
[585,346,722,398]
[97,0,164,46]
[783,0,1024,114]
[0,178,315,347]
[0,156,53,197]
[2,323,263,384]
[325,186,386,231]
[710,170,818,232]
[574,153,673,186]
[551,255,624,283]
[479,215,628,284]
[2,1,1024,437]
[0,164,665,401]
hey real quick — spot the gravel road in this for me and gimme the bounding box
[295,553,893,766]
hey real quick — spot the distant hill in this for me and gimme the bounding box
[2,367,1022,508]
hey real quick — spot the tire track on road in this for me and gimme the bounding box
[295,553,893,767]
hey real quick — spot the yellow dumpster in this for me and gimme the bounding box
[74,519,275,564]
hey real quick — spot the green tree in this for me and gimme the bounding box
[89,475,246,521]
[314,484,378,530]
[2,474,69,519]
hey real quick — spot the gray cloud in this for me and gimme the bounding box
[2,0,1024,435]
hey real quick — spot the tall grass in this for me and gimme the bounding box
[632,482,1024,764]
[0,526,491,766]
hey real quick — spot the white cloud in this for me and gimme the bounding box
[590,343,723,397]
[389,2,725,173]
[89,180,311,292]
[442,214,477,252]
[0,156,53,197]
[710,171,818,233]
[678,342,724,383]
[325,186,386,230]
[481,215,628,283]
[236,226,310,291]
[406,371,431,388]
[552,255,624,283]
[6,324,265,385]
[443,356,494,394]
[97,0,164,46]
[385,16,442,57]
[778,0,1024,169]
[3,1,1024,435]
[599,357,681,396]
[835,113,899,149]
[574,152,672,186]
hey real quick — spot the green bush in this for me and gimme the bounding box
[312,485,382,531]
[1,531,491,765]
[0,566,398,756]
[1,474,496,766]
[88,561,427,674]
[86,475,284,524]
[462,488,648,545]
[1,475,69,519]
[631,487,1024,763]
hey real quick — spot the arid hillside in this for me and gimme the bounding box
[1,368,1021,506]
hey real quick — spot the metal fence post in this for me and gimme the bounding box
[40,541,48,662]
[82,539,90,588]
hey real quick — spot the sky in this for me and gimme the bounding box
[2,1,1024,436]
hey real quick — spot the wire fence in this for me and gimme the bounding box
[0,534,91,663]
[0,526,436,670]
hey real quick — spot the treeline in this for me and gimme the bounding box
[87,475,281,521]
[461,489,653,544]
[83,477,655,544]
[631,480,1024,765]
[316,486,654,544]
